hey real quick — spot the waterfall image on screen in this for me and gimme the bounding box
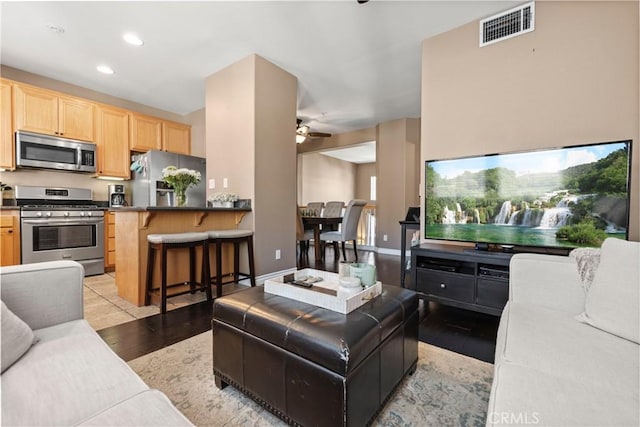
[424,140,631,249]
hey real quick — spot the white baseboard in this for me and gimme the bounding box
[240,267,296,286]
[309,242,403,257]
[377,247,402,256]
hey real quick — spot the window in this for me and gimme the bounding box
[370,176,377,201]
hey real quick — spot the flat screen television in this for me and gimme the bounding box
[424,140,632,250]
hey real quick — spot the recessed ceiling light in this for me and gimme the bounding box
[96,65,115,75]
[123,33,144,46]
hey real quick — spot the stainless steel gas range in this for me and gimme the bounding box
[16,185,105,276]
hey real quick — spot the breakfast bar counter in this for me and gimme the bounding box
[114,207,251,306]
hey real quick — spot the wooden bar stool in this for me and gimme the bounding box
[207,230,256,297]
[145,231,211,314]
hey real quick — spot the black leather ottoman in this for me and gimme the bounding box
[211,285,419,427]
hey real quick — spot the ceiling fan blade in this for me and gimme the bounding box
[308,131,332,138]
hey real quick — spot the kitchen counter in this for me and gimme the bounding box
[0,206,20,211]
[112,206,251,212]
[113,207,251,306]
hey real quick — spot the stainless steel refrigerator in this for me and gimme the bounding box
[130,150,206,207]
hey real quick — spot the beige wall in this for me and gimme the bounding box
[377,118,420,250]
[0,65,205,201]
[298,153,356,205]
[421,0,639,242]
[184,108,206,157]
[1,65,188,122]
[297,127,377,154]
[355,162,376,202]
[206,55,297,276]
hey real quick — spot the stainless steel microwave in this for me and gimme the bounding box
[16,130,96,173]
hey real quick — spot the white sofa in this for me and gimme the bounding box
[0,261,192,426]
[486,238,639,426]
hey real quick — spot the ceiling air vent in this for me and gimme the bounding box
[480,2,535,47]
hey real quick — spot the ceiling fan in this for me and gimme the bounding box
[296,119,332,144]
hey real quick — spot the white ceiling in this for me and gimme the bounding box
[319,141,376,164]
[0,1,518,135]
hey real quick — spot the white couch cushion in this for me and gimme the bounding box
[33,318,98,343]
[579,238,640,344]
[1,321,149,426]
[78,389,192,426]
[488,362,639,426]
[496,302,639,393]
[1,300,36,373]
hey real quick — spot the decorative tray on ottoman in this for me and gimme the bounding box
[264,268,382,314]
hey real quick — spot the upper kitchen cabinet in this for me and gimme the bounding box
[162,120,191,155]
[129,112,162,152]
[130,113,191,155]
[95,105,130,179]
[13,83,95,142]
[0,79,14,170]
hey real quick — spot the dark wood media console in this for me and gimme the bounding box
[410,243,513,316]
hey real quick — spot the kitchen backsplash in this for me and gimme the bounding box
[0,168,132,203]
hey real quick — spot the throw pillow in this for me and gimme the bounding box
[1,300,37,373]
[569,247,601,292]
[577,238,639,344]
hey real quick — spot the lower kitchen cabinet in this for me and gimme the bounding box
[0,211,21,266]
[105,211,116,271]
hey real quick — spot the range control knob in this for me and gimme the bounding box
[87,212,92,217]
[36,212,42,217]
[80,212,85,217]
[64,212,70,217]
[45,212,52,218]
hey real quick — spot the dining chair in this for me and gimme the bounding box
[297,206,314,258]
[321,201,345,256]
[319,199,367,262]
[305,202,324,217]
[322,201,345,219]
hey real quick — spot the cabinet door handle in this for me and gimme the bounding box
[7,230,12,233]
[440,283,446,288]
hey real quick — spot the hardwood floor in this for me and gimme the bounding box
[98,245,500,363]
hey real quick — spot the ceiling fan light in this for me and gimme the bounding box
[296,134,306,144]
[299,125,310,134]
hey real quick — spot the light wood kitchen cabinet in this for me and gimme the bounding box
[0,212,20,266]
[13,83,95,142]
[162,120,191,155]
[105,211,116,271]
[129,112,162,152]
[130,113,191,155]
[95,105,130,179]
[0,79,14,170]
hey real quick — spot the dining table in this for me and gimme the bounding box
[301,216,343,262]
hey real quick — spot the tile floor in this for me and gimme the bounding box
[83,272,208,331]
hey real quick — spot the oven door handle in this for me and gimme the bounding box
[22,218,104,225]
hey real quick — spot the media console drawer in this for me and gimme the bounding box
[476,277,509,309]
[416,269,474,303]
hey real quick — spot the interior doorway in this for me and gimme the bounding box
[297,141,377,249]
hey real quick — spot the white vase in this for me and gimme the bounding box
[211,201,233,208]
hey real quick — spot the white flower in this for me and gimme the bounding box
[161,166,201,190]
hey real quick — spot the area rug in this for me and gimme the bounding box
[128,332,494,426]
